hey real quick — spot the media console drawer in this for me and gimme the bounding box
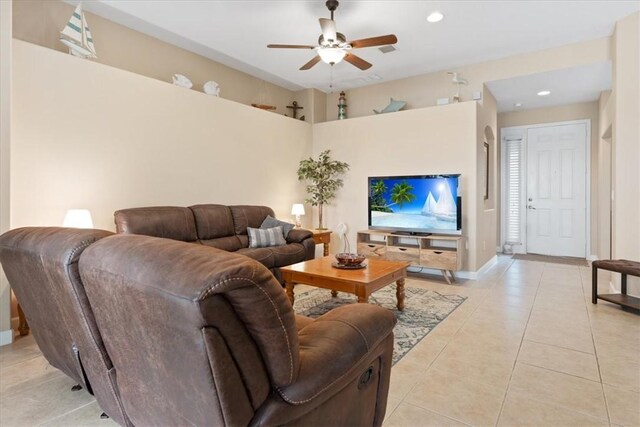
[356,231,463,284]
[357,243,386,257]
[420,249,457,270]
[386,246,420,262]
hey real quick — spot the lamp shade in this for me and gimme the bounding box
[318,47,346,65]
[63,209,94,228]
[291,204,305,216]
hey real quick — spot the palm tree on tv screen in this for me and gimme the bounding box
[370,180,392,212]
[390,181,416,210]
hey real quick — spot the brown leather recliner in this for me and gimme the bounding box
[0,228,131,426]
[114,204,316,282]
[80,234,396,426]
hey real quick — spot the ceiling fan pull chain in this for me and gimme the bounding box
[329,65,334,91]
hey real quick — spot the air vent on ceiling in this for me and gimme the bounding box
[378,45,396,54]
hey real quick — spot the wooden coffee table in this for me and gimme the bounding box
[281,256,409,310]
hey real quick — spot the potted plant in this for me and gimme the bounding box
[297,150,349,230]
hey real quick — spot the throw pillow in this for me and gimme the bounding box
[248,226,287,248]
[260,215,294,239]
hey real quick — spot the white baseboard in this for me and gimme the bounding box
[408,255,498,281]
[0,329,13,346]
[461,255,499,279]
[587,254,598,261]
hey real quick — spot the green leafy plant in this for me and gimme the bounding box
[297,150,349,229]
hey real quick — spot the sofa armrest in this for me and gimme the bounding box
[286,228,313,244]
[276,304,396,405]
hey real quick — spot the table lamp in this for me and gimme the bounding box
[63,209,94,228]
[291,204,305,228]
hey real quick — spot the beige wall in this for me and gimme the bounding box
[326,37,610,121]
[11,41,312,232]
[476,87,498,267]
[12,0,299,116]
[611,12,640,296]
[0,0,12,342]
[313,102,483,272]
[597,91,612,261]
[497,102,600,256]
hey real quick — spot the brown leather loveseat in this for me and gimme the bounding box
[80,234,396,426]
[0,227,396,426]
[114,204,315,281]
[0,227,132,426]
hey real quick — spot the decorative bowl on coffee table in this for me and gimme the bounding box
[333,253,366,269]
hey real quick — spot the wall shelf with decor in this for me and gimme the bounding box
[356,230,463,284]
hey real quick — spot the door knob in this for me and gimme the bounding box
[527,205,536,210]
[528,198,533,202]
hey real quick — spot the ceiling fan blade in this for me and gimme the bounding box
[348,34,398,49]
[319,18,338,43]
[344,53,372,70]
[267,44,316,49]
[300,55,322,70]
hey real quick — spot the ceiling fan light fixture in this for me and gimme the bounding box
[427,11,444,23]
[318,47,347,64]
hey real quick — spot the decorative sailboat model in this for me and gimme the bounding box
[60,3,97,59]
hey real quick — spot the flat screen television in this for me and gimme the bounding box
[368,174,462,235]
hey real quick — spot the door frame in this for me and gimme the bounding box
[500,119,591,258]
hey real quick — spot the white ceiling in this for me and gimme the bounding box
[76,1,639,93]
[486,62,613,113]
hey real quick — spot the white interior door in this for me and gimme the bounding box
[526,123,587,257]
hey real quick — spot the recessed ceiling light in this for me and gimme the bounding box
[427,11,444,23]
[537,90,551,96]
[514,103,522,108]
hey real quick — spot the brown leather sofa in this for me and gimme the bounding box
[0,227,132,426]
[80,234,396,426]
[114,204,315,282]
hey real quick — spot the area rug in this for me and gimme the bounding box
[292,285,467,365]
[512,253,588,267]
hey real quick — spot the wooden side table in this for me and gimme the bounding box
[310,229,332,256]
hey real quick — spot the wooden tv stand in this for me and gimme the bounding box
[356,230,463,284]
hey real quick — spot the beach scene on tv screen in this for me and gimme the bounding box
[369,177,458,231]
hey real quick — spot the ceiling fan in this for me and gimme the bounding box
[267,0,398,71]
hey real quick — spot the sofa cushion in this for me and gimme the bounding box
[189,204,236,240]
[230,205,276,236]
[270,243,307,267]
[236,247,275,269]
[260,215,294,239]
[114,206,197,242]
[248,226,286,248]
[200,236,243,252]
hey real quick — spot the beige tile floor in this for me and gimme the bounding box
[1,256,638,426]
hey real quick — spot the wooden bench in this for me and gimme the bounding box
[592,259,640,311]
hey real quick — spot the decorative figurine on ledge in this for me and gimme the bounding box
[338,91,347,120]
[172,74,193,89]
[286,101,303,119]
[373,98,406,114]
[60,3,97,59]
[203,80,220,96]
[448,71,468,103]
